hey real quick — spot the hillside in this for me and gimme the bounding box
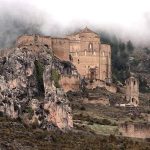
[0,34,149,149]
[0,116,150,150]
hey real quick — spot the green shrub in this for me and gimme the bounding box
[130,59,140,67]
[51,69,60,88]
[25,107,34,120]
[101,118,111,125]
[0,111,3,117]
[139,76,150,93]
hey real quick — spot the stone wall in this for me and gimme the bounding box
[71,54,100,78]
[70,48,111,81]
[79,32,100,53]
[67,33,80,53]
[86,80,117,93]
[37,36,52,48]
[119,123,150,139]
[16,35,70,60]
[59,76,80,92]
[16,35,52,48]
[16,35,34,46]
[69,41,80,54]
[100,44,111,81]
[52,38,70,60]
[83,97,110,105]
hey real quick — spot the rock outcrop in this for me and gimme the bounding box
[0,44,73,130]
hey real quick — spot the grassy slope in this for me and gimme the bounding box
[70,89,149,136]
[0,116,150,150]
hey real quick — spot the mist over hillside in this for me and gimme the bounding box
[0,0,150,49]
[0,1,64,48]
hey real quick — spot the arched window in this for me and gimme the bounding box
[69,54,73,62]
[136,101,138,105]
[102,51,105,56]
[89,43,92,49]
[92,49,95,55]
[88,43,93,53]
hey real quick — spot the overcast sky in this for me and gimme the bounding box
[0,0,150,47]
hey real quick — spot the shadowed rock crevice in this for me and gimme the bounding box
[34,60,45,96]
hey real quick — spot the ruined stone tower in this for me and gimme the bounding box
[125,76,139,106]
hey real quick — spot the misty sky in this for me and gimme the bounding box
[0,0,150,47]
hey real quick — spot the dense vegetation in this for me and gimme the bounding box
[99,32,150,93]
[100,32,135,84]
[34,60,45,95]
[51,69,60,88]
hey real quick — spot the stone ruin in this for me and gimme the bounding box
[125,76,139,107]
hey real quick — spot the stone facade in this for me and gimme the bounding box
[52,38,70,60]
[59,76,80,93]
[16,35,70,61]
[125,76,139,106]
[67,27,111,82]
[16,27,112,82]
[119,122,150,139]
[16,35,52,48]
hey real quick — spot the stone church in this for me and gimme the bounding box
[67,27,111,82]
[16,27,111,82]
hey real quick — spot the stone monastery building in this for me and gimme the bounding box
[16,27,111,82]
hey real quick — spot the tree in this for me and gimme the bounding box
[119,42,126,52]
[144,47,150,55]
[127,40,134,53]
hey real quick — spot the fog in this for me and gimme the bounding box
[0,0,150,48]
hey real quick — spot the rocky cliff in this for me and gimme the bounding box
[0,44,73,130]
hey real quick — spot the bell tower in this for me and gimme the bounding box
[125,75,139,106]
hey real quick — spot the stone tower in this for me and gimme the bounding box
[125,76,139,106]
